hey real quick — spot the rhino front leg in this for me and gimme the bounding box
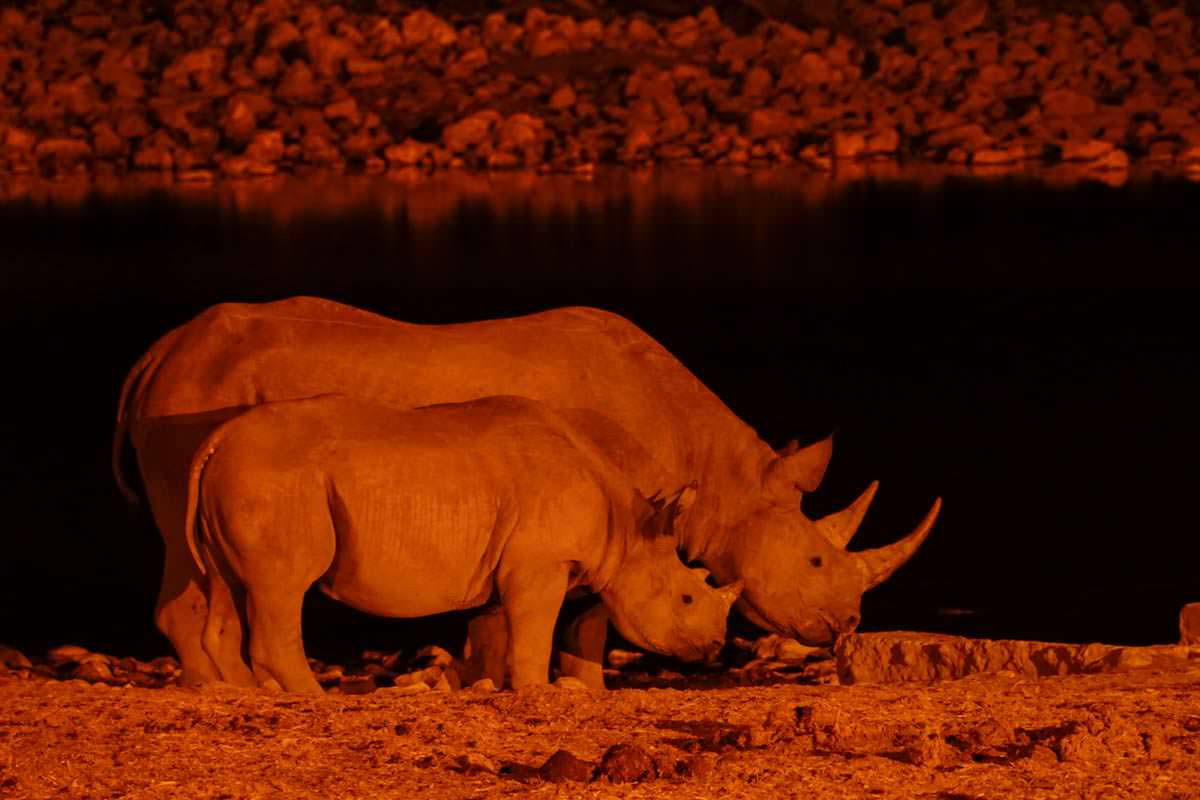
[558,600,609,690]
[499,563,569,689]
[460,605,508,688]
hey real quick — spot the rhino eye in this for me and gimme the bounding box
[682,594,694,605]
[810,556,823,568]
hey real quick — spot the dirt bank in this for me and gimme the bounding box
[2,0,1200,180]
[2,635,1199,799]
[2,660,1199,799]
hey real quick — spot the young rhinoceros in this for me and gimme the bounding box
[182,394,742,692]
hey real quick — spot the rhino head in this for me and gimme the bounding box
[699,436,941,646]
[601,485,744,663]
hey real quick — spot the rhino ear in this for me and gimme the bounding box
[638,482,697,539]
[763,435,834,503]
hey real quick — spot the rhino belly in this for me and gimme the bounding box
[316,568,494,619]
[316,487,504,619]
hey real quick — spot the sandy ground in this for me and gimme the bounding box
[3,657,1199,799]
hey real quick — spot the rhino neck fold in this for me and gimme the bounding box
[575,500,632,595]
[676,433,776,573]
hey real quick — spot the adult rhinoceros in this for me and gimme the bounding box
[114,297,940,687]
[184,394,742,692]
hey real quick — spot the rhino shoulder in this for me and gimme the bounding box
[196,296,399,330]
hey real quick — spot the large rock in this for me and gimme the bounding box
[836,632,1196,684]
[0,645,32,670]
[1181,603,1200,645]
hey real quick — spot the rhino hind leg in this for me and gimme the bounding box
[200,555,256,688]
[558,601,608,690]
[244,583,322,694]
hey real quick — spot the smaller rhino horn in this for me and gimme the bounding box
[717,579,745,607]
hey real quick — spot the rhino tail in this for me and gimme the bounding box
[183,420,236,579]
[112,345,160,505]
[112,320,191,506]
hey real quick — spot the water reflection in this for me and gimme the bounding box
[3,166,1199,296]
[2,163,1194,223]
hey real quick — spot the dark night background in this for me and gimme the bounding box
[2,172,1199,665]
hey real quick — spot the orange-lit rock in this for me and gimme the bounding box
[0,0,1198,175]
[1061,138,1115,162]
[34,137,90,172]
[245,130,284,164]
[836,631,1197,684]
[944,0,988,37]
[972,145,1025,166]
[548,84,577,111]
[832,130,866,159]
[222,98,257,146]
[539,749,594,782]
[747,108,797,140]
[401,9,456,50]
[1181,603,1200,644]
[1101,2,1134,37]
[599,743,657,783]
[383,138,427,167]
[442,110,501,153]
[0,645,32,670]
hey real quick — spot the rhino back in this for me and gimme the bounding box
[130,299,765,491]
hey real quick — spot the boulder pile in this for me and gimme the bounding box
[2,0,1199,179]
[836,630,1200,684]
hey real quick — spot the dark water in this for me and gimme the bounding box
[2,167,1199,663]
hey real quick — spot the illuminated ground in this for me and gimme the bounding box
[2,643,1198,798]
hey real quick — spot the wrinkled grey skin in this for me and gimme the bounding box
[114,298,940,688]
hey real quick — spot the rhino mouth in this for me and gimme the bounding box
[735,597,837,646]
[678,638,725,664]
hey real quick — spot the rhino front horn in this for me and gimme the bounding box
[855,498,942,590]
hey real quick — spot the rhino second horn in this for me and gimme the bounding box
[855,498,942,590]
[815,480,879,549]
[764,435,834,500]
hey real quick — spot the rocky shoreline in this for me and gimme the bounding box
[2,0,1200,181]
